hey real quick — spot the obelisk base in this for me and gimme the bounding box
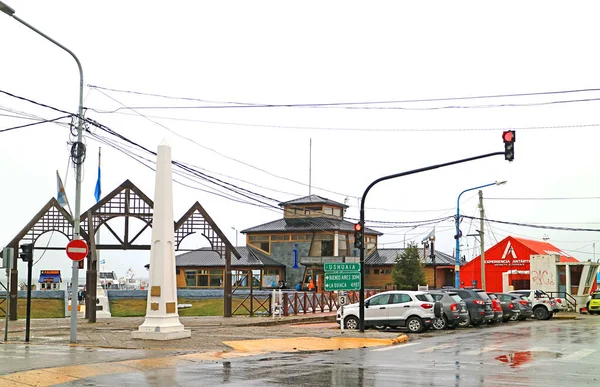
[132,316,191,340]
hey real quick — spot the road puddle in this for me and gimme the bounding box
[495,350,562,367]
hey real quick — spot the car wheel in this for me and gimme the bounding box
[432,315,447,330]
[406,316,424,333]
[458,314,471,328]
[533,306,550,320]
[374,325,387,330]
[344,316,359,330]
[509,315,518,321]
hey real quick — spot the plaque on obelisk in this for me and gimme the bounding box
[132,140,191,340]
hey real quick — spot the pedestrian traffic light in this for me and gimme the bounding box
[354,223,363,249]
[503,130,515,162]
[19,243,33,262]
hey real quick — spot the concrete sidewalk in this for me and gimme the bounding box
[1,312,400,352]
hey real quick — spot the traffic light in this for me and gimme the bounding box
[19,243,33,262]
[503,130,515,162]
[354,223,363,249]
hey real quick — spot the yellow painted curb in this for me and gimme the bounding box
[224,336,394,352]
[391,334,409,345]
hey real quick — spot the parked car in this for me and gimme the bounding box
[439,288,494,326]
[501,293,533,320]
[337,291,435,333]
[588,291,600,315]
[509,289,559,320]
[428,291,469,330]
[487,294,505,323]
[492,293,522,322]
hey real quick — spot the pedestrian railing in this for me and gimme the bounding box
[231,289,384,316]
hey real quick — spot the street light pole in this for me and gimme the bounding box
[455,181,506,288]
[231,227,238,246]
[1,1,86,344]
[403,226,417,248]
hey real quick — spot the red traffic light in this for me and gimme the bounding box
[354,223,362,232]
[502,130,515,143]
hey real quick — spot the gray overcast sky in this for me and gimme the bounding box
[2,1,600,280]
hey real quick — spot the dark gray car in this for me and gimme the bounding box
[429,291,469,329]
[441,288,494,326]
[491,293,521,322]
[503,293,533,320]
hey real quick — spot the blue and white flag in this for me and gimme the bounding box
[422,228,435,242]
[100,259,105,265]
[94,161,101,202]
[56,170,72,214]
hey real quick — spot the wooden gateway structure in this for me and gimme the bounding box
[0,179,240,322]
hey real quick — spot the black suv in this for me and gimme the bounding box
[441,288,494,326]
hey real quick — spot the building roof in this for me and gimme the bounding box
[278,194,348,209]
[241,217,382,235]
[513,237,579,262]
[367,248,455,266]
[176,246,285,268]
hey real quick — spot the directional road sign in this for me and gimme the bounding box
[324,271,361,291]
[66,239,88,261]
[324,262,360,272]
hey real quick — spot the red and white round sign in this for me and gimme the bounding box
[66,239,88,261]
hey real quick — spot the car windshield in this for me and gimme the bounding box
[415,294,434,302]
[450,294,462,303]
[476,291,491,300]
[592,293,600,300]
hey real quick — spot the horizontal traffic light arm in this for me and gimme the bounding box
[356,149,508,333]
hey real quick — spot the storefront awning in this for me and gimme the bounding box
[38,274,61,283]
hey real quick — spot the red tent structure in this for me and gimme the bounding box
[460,236,579,292]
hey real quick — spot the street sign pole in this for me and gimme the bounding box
[66,239,88,335]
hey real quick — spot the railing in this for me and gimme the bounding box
[547,291,577,312]
[232,289,385,316]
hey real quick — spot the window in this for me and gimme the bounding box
[374,269,380,275]
[450,294,463,303]
[292,234,311,241]
[457,290,470,299]
[271,235,290,241]
[333,208,341,217]
[570,265,584,293]
[324,207,333,215]
[321,240,334,256]
[368,294,391,306]
[249,235,270,253]
[416,294,434,302]
[391,293,412,304]
[185,269,223,287]
[365,269,371,274]
[432,294,443,301]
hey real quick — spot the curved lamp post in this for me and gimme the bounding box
[455,181,506,288]
[1,1,85,344]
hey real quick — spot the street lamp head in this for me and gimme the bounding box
[495,180,507,186]
[0,1,15,16]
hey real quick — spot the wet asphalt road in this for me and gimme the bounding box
[4,316,600,386]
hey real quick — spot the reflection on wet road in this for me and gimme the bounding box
[8,316,600,386]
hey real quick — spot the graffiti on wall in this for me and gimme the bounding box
[531,269,555,286]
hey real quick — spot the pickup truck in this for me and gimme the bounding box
[509,289,559,320]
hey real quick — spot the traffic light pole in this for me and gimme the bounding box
[358,151,505,332]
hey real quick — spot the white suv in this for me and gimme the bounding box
[509,289,559,320]
[337,291,435,333]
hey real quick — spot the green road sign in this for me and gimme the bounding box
[324,271,361,291]
[324,262,360,272]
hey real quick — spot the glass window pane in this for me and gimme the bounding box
[197,276,208,287]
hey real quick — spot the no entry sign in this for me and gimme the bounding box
[66,239,88,261]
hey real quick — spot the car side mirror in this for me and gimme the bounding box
[365,300,370,308]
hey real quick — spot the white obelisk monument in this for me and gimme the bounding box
[132,140,191,340]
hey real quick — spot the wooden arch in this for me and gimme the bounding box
[3,179,240,321]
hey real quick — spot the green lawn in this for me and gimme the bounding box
[0,299,65,318]
[109,297,268,317]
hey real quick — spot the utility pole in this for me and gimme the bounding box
[479,190,486,290]
[430,237,436,289]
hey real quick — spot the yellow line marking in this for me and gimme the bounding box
[224,336,395,352]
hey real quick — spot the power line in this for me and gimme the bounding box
[0,115,72,133]
[88,84,600,109]
[462,215,600,232]
[486,196,600,201]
